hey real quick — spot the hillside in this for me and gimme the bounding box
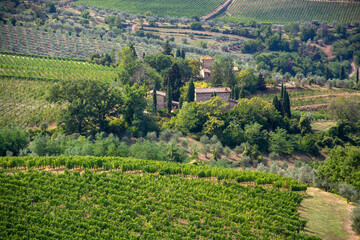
[0,156,315,239]
[226,0,360,24]
[76,0,225,18]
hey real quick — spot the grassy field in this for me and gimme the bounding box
[76,0,224,17]
[299,187,358,240]
[225,0,360,23]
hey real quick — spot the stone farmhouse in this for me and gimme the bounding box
[199,56,239,81]
[149,87,237,111]
[195,87,237,110]
[148,90,179,110]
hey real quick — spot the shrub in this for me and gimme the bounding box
[0,126,29,156]
[146,132,157,142]
[159,129,172,142]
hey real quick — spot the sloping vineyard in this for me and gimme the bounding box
[0,23,251,65]
[76,0,224,18]
[227,0,360,23]
[0,78,59,127]
[0,54,119,82]
[0,156,317,239]
[0,23,163,60]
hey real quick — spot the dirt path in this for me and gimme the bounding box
[299,187,359,240]
[349,61,358,78]
[311,43,334,59]
[202,0,233,21]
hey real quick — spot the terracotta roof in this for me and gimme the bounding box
[200,56,213,60]
[195,87,231,93]
[149,90,166,97]
[233,66,239,72]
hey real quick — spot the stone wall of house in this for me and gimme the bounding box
[195,92,230,102]
[157,95,166,110]
[201,59,214,69]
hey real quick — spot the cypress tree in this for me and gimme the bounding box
[239,87,244,99]
[283,91,291,118]
[152,88,157,112]
[167,79,172,114]
[128,43,137,58]
[181,49,186,59]
[211,91,217,97]
[163,63,182,101]
[356,67,359,85]
[186,78,195,102]
[324,66,330,80]
[176,49,181,58]
[280,83,284,99]
[272,96,282,115]
[258,73,267,91]
[340,65,346,80]
[163,39,172,56]
[179,97,183,109]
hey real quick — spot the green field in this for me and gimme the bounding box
[226,0,360,23]
[0,156,317,239]
[76,0,224,17]
[299,188,356,240]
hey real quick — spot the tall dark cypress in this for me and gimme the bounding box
[239,87,244,99]
[283,91,291,118]
[176,49,181,58]
[152,88,157,113]
[272,96,282,115]
[181,49,186,59]
[340,65,346,80]
[356,67,359,85]
[324,66,330,80]
[163,39,172,56]
[258,73,266,91]
[167,79,172,114]
[186,78,195,102]
[280,83,284,100]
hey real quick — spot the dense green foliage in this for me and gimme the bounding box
[48,79,123,135]
[0,126,28,156]
[318,146,360,190]
[76,0,224,17]
[227,0,360,23]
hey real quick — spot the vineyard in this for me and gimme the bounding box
[76,0,224,18]
[0,54,119,82]
[0,22,250,65]
[226,0,360,23]
[0,156,318,239]
[257,87,360,113]
[0,78,59,128]
[0,22,163,60]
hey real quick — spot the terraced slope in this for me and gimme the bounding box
[226,0,360,23]
[76,0,225,17]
